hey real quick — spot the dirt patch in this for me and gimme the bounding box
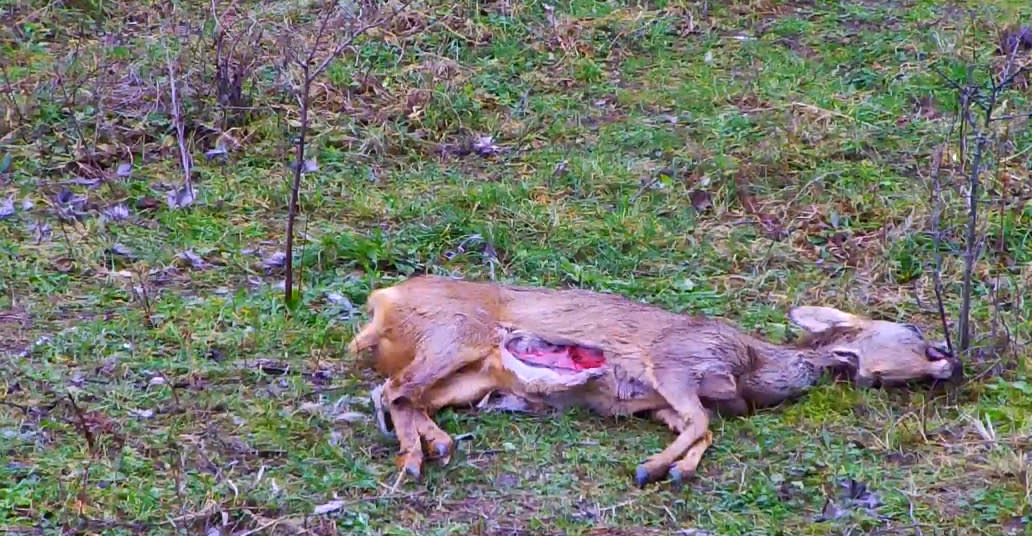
[0,307,32,356]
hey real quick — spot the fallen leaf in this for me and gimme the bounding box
[54,188,88,220]
[255,359,289,375]
[135,197,161,211]
[204,142,228,161]
[298,402,324,414]
[262,251,287,272]
[107,243,135,259]
[334,411,367,423]
[312,500,346,516]
[840,478,881,510]
[0,196,13,219]
[166,186,196,209]
[178,250,211,270]
[101,204,130,222]
[52,257,74,272]
[325,292,352,306]
[29,221,51,243]
[817,499,847,521]
[472,134,502,156]
[688,189,712,211]
[67,177,101,188]
[128,408,155,419]
[289,158,319,173]
[116,162,133,177]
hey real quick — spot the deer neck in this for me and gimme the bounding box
[737,338,836,408]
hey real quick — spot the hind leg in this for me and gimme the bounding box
[668,430,714,486]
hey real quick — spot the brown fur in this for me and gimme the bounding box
[349,275,961,487]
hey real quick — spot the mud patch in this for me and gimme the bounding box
[0,307,32,356]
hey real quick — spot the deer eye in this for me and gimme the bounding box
[903,324,924,338]
[926,345,952,361]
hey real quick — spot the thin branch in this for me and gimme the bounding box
[957,131,986,352]
[928,143,953,353]
[281,0,413,304]
[165,44,194,198]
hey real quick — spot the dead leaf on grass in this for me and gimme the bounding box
[101,204,130,222]
[325,291,359,320]
[29,221,51,243]
[67,177,101,188]
[166,186,196,209]
[312,499,346,515]
[335,411,367,423]
[688,189,712,211]
[253,359,289,376]
[204,141,229,161]
[290,158,320,174]
[262,251,286,273]
[998,25,1032,55]
[0,195,13,219]
[52,257,75,272]
[128,408,155,419]
[135,196,161,212]
[178,250,211,270]
[106,242,135,260]
[473,134,502,156]
[115,162,133,178]
[54,188,88,220]
[817,478,884,522]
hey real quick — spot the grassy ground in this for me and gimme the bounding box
[3,0,1032,534]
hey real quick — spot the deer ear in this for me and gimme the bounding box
[789,306,864,334]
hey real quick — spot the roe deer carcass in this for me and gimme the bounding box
[348,275,961,488]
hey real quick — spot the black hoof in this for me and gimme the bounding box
[669,467,684,489]
[403,461,421,480]
[634,465,652,489]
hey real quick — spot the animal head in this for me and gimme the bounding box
[788,306,961,387]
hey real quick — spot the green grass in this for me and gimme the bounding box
[3,0,1032,534]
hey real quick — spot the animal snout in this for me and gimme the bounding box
[925,345,952,361]
[946,357,964,382]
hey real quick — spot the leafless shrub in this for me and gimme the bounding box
[927,20,1032,376]
[271,0,413,305]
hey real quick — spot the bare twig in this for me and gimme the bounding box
[957,130,986,352]
[165,43,194,200]
[0,59,25,126]
[65,392,95,453]
[927,143,953,354]
[931,34,1029,355]
[280,1,413,304]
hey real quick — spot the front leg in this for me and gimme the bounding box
[411,364,505,466]
[633,387,711,488]
[382,326,494,479]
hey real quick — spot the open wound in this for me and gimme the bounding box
[504,334,607,372]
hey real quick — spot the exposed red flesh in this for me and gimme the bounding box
[508,338,606,371]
